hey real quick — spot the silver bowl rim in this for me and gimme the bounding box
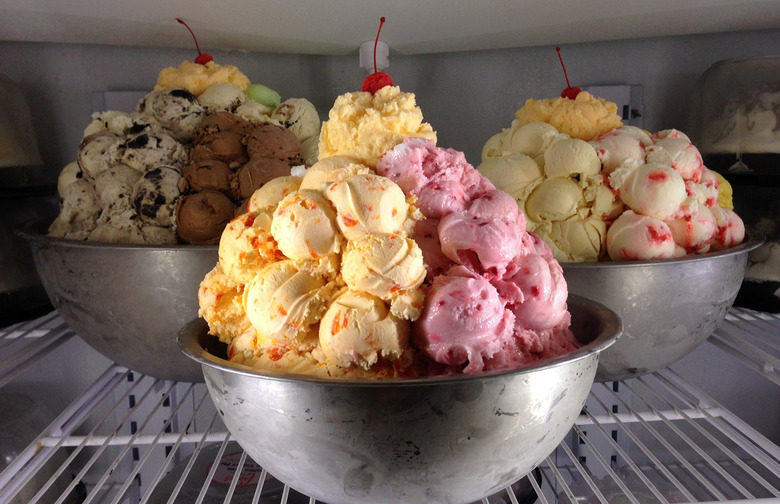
[178,293,623,387]
[15,216,218,251]
[561,232,764,269]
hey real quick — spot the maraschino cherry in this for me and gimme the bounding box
[177,18,214,65]
[362,17,393,94]
[556,46,580,99]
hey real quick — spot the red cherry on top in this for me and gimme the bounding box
[362,17,394,94]
[177,18,214,65]
[556,47,580,99]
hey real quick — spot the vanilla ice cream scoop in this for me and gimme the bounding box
[219,211,282,284]
[504,121,560,158]
[318,290,410,370]
[244,260,334,344]
[477,153,542,201]
[543,137,601,178]
[613,163,686,221]
[534,218,607,263]
[198,82,247,113]
[271,189,341,261]
[341,233,426,301]
[324,173,410,240]
[524,177,584,223]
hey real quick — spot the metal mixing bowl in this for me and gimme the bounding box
[562,234,764,382]
[178,295,621,504]
[17,218,217,382]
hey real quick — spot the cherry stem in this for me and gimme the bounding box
[177,18,204,58]
[556,46,572,89]
[373,17,386,74]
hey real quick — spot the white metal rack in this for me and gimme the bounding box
[1,309,778,504]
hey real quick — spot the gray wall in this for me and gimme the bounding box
[1,28,778,185]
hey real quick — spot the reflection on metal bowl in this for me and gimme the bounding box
[178,295,621,504]
[562,234,763,382]
[17,218,217,382]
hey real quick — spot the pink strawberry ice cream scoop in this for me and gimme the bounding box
[376,137,494,218]
[438,190,526,278]
[497,252,569,332]
[413,218,453,281]
[413,267,515,373]
[606,210,676,261]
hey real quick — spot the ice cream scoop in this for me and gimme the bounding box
[233,157,293,200]
[376,137,494,219]
[247,176,302,213]
[606,210,676,261]
[273,98,321,142]
[120,131,188,173]
[176,191,236,245]
[413,267,515,373]
[198,264,252,344]
[589,129,646,175]
[243,260,334,344]
[300,157,371,192]
[341,233,426,302]
[613,163,686,221]
[645,137,704,182]
[318,289,411,370]
[154,60,250,96]
[78,131,120,180]
[543,137,601,178]
[180,159,233,195]
[93,164,142,218]
[244,123,303,165]
[498,253,569,331]
[48,178,101,240]
[132,166,182,227]
[514,91,623,141]
[323,173,411,241]
[191,131,248,165]
[271,189,342,262]
[137,88,205,142]
[219,211,282,284]
[198,82,247,113]
[318,86,436,167]
[438,190,525,278]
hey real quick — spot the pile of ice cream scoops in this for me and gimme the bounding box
[198,84,580,378]
[478,91,746,262]
[49,59,321,245]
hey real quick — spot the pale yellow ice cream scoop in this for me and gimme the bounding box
[271,189,342,261]
[318,289,410,370]
[243,260,334,344]
[323,173,411,241]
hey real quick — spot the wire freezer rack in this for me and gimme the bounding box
[0,309,778,504]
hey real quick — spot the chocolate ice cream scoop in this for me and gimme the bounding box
[191,131,248,165]
[244,123,303,165]
[180,159,233,195]
[175,190,236,244]
[195,111,253,143]
[233,157,292,200]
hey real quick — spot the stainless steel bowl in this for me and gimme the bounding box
[562,235,764,382]
[17,218,217,382]
[178,295,621,504]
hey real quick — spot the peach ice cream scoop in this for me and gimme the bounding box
[218,211,282,284]
[323,173,412,240]
[271,189,342,262]
[318,290,411,370]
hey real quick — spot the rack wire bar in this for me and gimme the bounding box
[0,309,778,504]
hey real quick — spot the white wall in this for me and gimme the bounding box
[1,28,778,185]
